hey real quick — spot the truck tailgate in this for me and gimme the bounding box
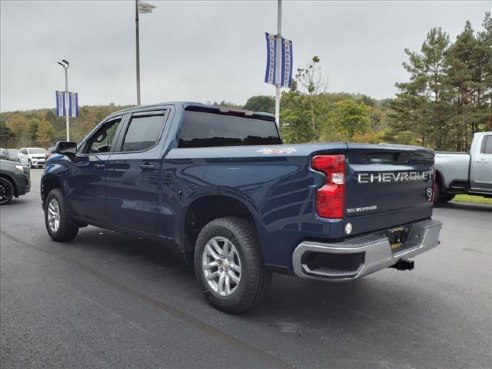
[343,144,434,234]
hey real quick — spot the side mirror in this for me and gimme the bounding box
[55,141,77,155]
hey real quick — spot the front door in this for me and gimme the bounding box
[68,117,124,223]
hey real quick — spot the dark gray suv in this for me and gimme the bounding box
[0,159,30,205]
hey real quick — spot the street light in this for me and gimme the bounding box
[57,59,70,141]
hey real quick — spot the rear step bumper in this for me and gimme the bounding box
[292,219,442,281]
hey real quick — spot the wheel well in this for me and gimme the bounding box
[435,170,445,190]
[42,177,61,204]
[0,174,17,196]
[184,195,256,254]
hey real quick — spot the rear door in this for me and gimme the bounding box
[105,109,170,235]
[344,144,434,235]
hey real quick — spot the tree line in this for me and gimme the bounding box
[390,12,491,151]
[1,13,490,151]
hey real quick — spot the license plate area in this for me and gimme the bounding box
[387,226,411,252]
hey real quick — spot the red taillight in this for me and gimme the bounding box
[311,155,346,218]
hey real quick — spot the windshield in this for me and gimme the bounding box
[29,148,47,154]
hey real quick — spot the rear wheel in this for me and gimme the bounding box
[194,217,271,313]
[0,178,15,205]
[434,175,454,205]
[44,189,79,242]
[28,159,32,169]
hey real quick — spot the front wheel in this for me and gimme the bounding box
[44,189,79,242]
[194,217,271,313]
[0,177,15,205]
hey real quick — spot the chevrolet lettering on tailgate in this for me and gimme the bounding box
[357,171,432,184]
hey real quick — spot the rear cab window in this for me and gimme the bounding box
[178,108,280,148]
[120,111,167,152]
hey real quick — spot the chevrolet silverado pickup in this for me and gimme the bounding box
[435,132,492,204]
[41,102,442,313]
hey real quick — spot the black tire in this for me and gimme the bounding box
[28,159,32,169]
[434,175,454,205]
[44,189,79,242]
[194,217,271,314]
[0,177,15,205]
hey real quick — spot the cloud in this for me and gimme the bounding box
[1,0,490,111]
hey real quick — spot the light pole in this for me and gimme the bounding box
[275,0,282,129]
[135,1,156,106]
[135,0,141,106]
[57,59,70,141]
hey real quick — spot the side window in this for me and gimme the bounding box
[481,135,492,154]
[83,118,122,154]
[120,112,166,152]
[20,149,28,155]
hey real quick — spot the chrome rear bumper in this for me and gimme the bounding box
[292,219,442,281]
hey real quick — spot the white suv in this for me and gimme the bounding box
[18,147,47,168]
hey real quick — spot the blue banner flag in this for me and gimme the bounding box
[264,33,293,88]
[264,32,277,85]
[69,92,78,117]
[281,38,293,88]
[56,91,65,117]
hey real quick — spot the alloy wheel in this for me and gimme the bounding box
[202,236,242,297]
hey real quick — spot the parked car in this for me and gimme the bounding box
[0,159,30,205]
[6,149,19,161]
[0,149,9,160]
[41,102,442,312]
[0,148,19,162]
[435,131,492,204]
[18,147,47,168]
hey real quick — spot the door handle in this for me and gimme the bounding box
[140,163,155,171]
[94,163,105,169]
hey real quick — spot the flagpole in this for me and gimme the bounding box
[275,0,282,129]
[135,0,141,106]
[57,60,70,141]
[65,66,70,141]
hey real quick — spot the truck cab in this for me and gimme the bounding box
[435,132,492,203]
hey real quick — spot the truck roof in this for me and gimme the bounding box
[108,101,276,122]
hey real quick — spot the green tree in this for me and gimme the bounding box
[391,27,452,149]
[36,120,55,147]
[280,92,318,143]
[334,100,371,138]
[6,114,30,146]
[0,120,15,147]
[243,96,275,113]
[292,56,327,95]
[28,119,40,144]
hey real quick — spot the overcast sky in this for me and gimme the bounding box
[1,0,491,112]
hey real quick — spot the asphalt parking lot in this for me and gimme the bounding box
[1,169,491,369]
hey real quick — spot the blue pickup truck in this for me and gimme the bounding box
[41,102,442,313]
